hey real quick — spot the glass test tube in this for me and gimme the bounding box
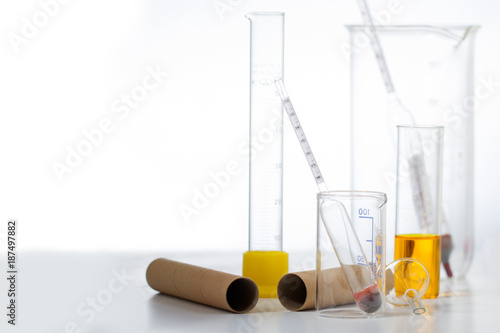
[242,12,288,298]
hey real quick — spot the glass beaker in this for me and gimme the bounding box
[348,25,479,279]
[316,191,386,318]
[242,12,288,298]
[395,125,444,299]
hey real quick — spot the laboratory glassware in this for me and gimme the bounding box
[385,258,429,314]
[242,12,287,298]
[349,25,479,278]
[355,0,441,268]
[317,191,386,318]
[274,79,384,316]
[354,0,416,126]
[395,125,444,299]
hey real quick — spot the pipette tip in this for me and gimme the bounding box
[441,234,454,277]
[443,262,453,278]
[352,284,382,314]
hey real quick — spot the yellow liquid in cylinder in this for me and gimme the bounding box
[394,234,441,299]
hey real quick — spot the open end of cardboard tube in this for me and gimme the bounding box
[226,278,259,313]
[277,274,307,311]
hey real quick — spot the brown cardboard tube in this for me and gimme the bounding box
[385,268,395,295]
[146,258,259,313]
[277,268,356,311]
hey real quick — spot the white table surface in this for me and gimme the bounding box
[3,251,500,333]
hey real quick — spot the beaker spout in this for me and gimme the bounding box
[376,192,388,209]
[245,12,284,21]
[455,25,480,47]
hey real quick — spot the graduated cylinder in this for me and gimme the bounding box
[242,12,288,298]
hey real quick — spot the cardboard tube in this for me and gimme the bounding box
[385,268,395,294]
[146,258,259,313]
[278,270,317,311]
[278,267,358,311]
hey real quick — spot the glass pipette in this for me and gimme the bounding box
[274,80,328,194]
[355,0,415,125]
[274,78,382,313]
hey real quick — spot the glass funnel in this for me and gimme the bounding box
[386,258,430,314]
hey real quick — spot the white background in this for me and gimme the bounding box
[0,0,499,264]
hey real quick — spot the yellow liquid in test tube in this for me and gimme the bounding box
[394,234,441,298]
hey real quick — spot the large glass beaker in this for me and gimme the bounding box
[348,25,479,279]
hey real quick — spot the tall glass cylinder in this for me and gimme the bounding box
[242,12,287,298]
[349,25,479,278]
